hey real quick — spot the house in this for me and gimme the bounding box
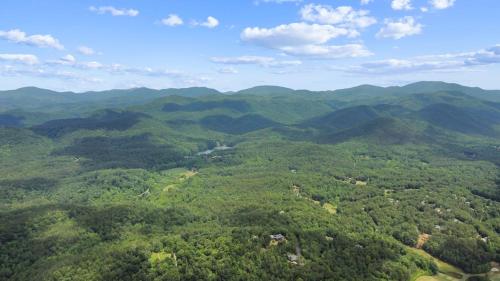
[270,234,286,242]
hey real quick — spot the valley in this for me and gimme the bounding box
[0,82,499,281]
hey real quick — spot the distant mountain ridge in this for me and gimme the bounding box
[0,86,222,112]
[1,82,499,128]
[2,81,499,107]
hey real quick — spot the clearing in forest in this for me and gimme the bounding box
[323,203,337,214]
[416,233,430,249]
[163,169,198,192]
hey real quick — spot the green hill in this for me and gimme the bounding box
[233,85,295,96]
[417,103,499,136]
[0,82,499,281]
[200,114,280,134]
[320,117,421,144]
[302,105,381,131]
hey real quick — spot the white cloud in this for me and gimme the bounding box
[391,0,412,10]
[241,21,372,59]
[466,45,500,65]
[420,7,429,12]
[60,54,76,64]
[376,16,422,39]
[300,4,377,29]
[0,29,64,50]
[217,66,239,74]
[89,6,139,17]
[343,44,500,74]
[1,54,208,87]
[103,64,209,86]
[241,17,371,59]
[78,46,95,55]
[211,56,302,67]
[162,14,184,26]
[35,70,103,82]
[240,4,377,59]
[47,55,106,70]
[242,22,350,48]
[429,0,456,9]
[350,59,462,74]
[81,61,104,69]
[279,44,372,59]
[241,4,376,60]
[0,54,39,65]
[201,16,219,28]
[361,0,374,5]
[0,66,102,83]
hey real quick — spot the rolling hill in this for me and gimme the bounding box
[0,82,499,281]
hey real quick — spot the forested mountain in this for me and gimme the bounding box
[0,82,499,281]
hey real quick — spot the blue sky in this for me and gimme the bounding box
[0,0,499,91]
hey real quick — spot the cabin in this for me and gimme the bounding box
[270,234,286,242]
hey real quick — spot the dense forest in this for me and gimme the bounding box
[0,81,499,281]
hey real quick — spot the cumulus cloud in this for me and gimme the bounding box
[241,4,374,60]
[361,0,374,5]
[78,46,95,55]
[241,21,372,59]
[162,14,184,26]
[60,54,76,64]
[211,56,302,67]
[391,0,412,10]
[198,16,220,28]
[376,16,422,39]
[0,29,64,50]
[300,4,377,29]
[0,54,39,65]
[89,6,139,17]
[343,44,500,74]
[242,22,351,48]
[429,0,456,9]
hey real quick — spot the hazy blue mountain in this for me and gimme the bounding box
[233,85,295,96]
[329,81,500,103]
[0,87,221,113]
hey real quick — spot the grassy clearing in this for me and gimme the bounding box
[161,168,198,192]
[415,274,453,281]
[408,248,464,280]
[416,233,431,249]
[323,203,337,214]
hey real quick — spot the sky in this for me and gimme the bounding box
[0,0,499,92]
